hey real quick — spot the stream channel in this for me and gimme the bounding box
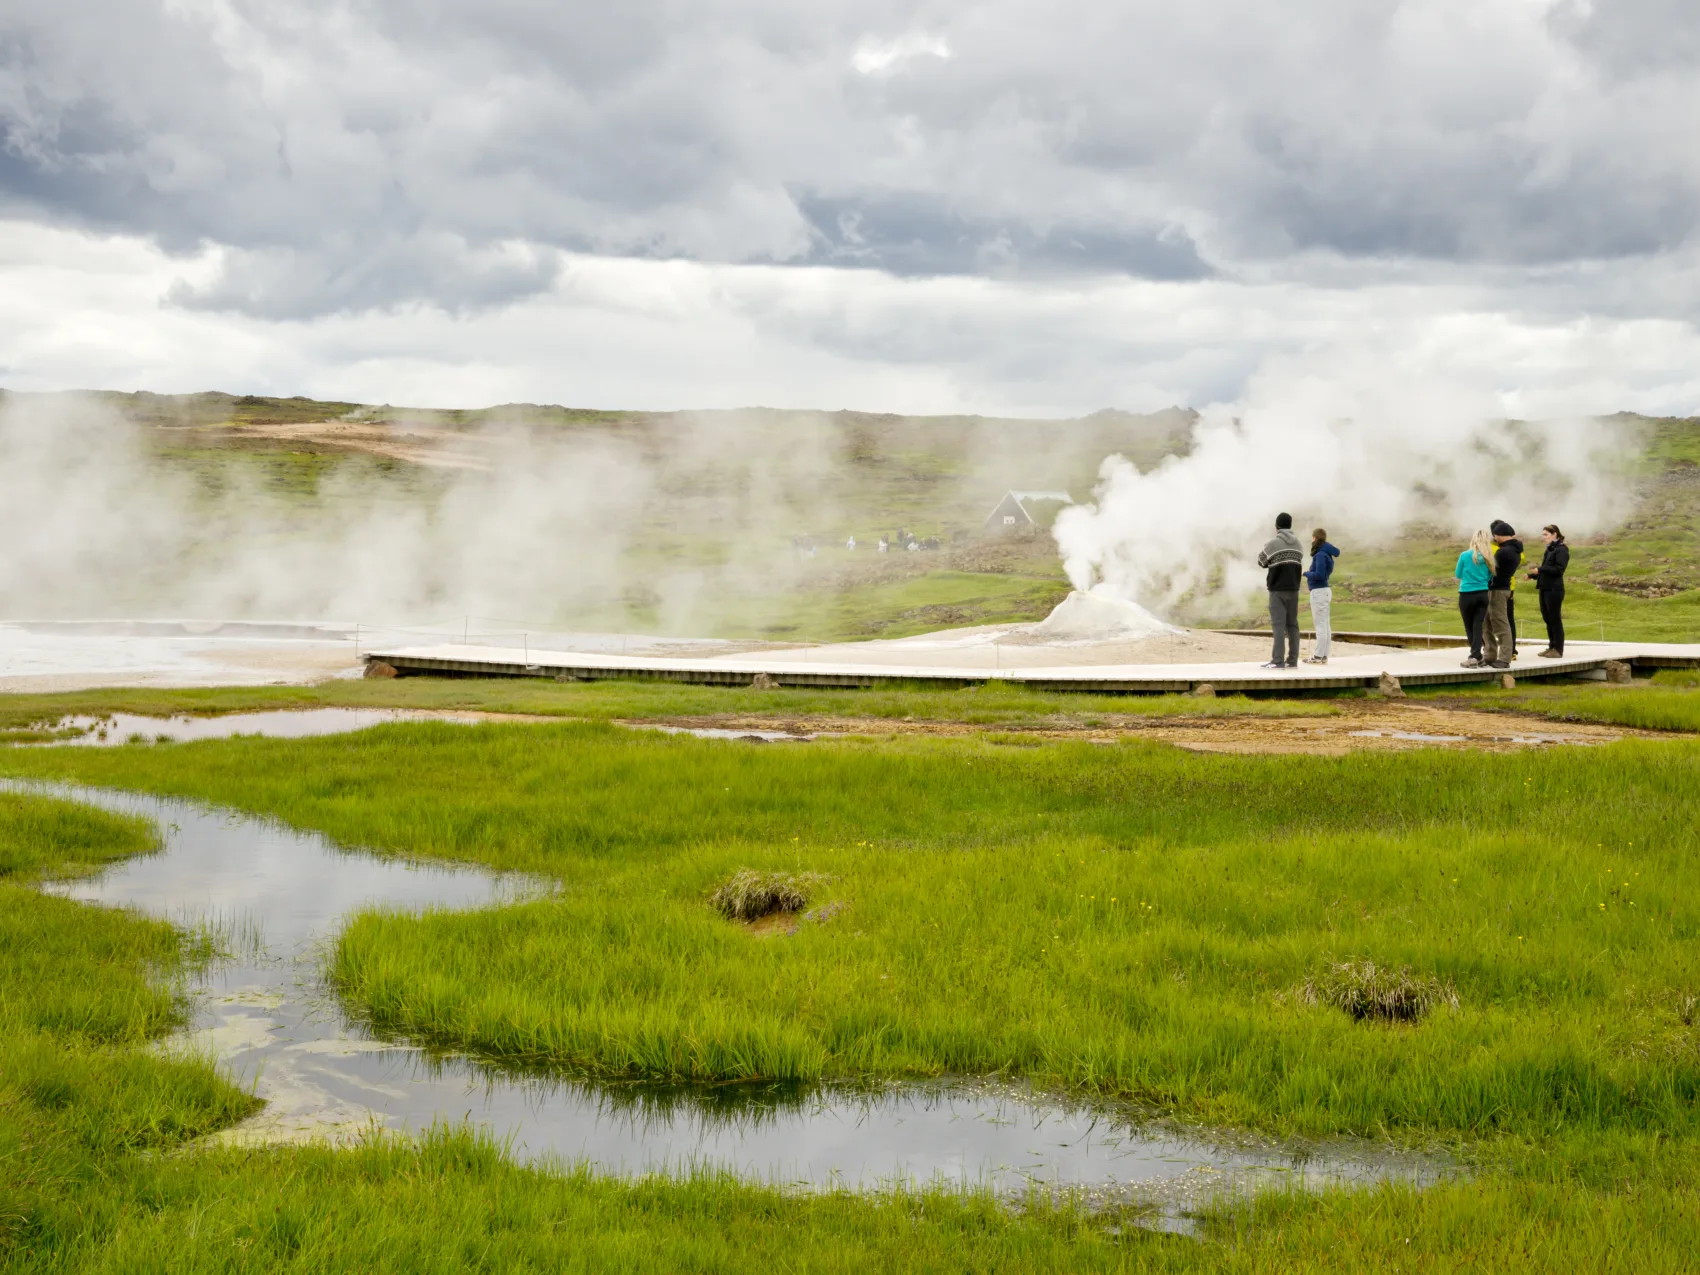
[20,776,1454,1228]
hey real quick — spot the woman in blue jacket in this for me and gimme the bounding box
[1455,529,1494,667]
[1302,530,1341,664]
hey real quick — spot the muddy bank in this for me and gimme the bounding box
[743,626,1403,670]
[622,703,1659,754]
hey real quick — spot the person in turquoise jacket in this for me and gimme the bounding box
[1455,528,1494,667]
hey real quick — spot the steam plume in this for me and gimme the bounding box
[1054,361,1634,616]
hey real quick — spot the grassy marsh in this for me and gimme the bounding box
[9,722,1700,1264]
[0,792,259,1260]
[6,723,1700,1144]
[1426,667,1700,733]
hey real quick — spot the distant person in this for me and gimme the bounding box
[1302,528,1340,665]
[846,536,856,551]
[1455,528,1495,667]
[1483,520,1523,669]
[1505,529,1526,659]
[877,537,889,553]
[1257,512,1304,669]
[1530,524,1569,657]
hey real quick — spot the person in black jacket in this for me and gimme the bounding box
[1529,524,1570,657]
[1483,520,1523,669]
[1257,512,1305,668]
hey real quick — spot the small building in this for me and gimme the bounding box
[983,490,1073,535]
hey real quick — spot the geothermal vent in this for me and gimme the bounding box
[1031,590,1178,643]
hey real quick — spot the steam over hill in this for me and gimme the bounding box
[0,388,1696,644]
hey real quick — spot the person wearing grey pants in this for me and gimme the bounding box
[1258,513,1305,668]
[1268,590,1301,666]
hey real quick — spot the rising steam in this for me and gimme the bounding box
[0,394,663,623]
[1054,363,1636,616]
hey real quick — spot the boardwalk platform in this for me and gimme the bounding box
[366,633,1700,695]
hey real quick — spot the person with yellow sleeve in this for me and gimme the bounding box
[1484,520,1524,669]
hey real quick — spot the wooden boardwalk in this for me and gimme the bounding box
[366,633,1700,694]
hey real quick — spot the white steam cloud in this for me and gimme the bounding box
[1054,360,1636,616]
[0,395,657,624]
[0,392,962,630]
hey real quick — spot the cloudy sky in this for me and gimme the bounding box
[2,0,1697,415]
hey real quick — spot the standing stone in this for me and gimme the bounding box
[751,672,780,690]
[1192,683,1217,698]
[363,660,398,679]
[1605,660,1633,684]
[1378,672,1405,698]
[1500,672,1517,690]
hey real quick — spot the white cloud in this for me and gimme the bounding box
[3,220,1697,418]
[851,32,952,76]
[1,2,1698,411]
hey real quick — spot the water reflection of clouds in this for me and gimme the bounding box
[15,780,1456,1222]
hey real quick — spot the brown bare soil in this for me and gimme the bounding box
[743,912,804,938]
[220,418,493,470]
[624,702,1662,754]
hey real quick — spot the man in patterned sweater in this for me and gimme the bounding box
[1258,512,1305,668]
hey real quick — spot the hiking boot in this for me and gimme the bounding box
[1461,657,1483,668]
[1489,661,1511,669]
[1258,661,1284,669]
[1303,656,1328,664]
[1538,649,1562,658]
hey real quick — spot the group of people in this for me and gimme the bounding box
[1453,520,1569,669]
[1256,513,1339,668]
[1255,512,1570,670]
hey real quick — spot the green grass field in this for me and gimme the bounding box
[1424,668,1700,732]
[5,717,1700,1267]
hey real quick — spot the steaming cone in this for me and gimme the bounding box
[1032,590,1177,642]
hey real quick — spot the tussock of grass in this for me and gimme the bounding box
[1301,961,1459,1023]
[0,790,159,880]
[710,869,828,921]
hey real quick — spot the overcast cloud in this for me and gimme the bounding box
[1,0,1697,412]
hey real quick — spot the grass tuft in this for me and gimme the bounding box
[1301,960,1460,1024]
[710,869,830,921]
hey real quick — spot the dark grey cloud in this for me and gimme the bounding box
[797,193,1211,279]
[1550,0,1700,75]
[2,0,1696,319]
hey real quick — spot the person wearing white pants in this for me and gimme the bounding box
[1303,529,1341,664]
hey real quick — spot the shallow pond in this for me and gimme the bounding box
[18,782,1453,1225]
[43,708,489,746]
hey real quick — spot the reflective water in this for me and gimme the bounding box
[45,709,485,746]
[1347,728,1600,746]
[633,724,815,743]
[21,782,1452,1221]
[1347,730,1468,743]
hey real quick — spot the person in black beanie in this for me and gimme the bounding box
[1529,524,1569,656]
[1257,512,1304,668]
[1483,520,1523,669]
